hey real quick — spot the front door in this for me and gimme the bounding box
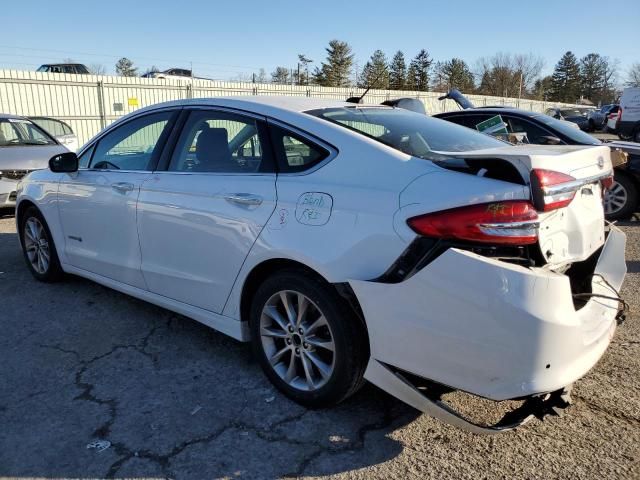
[58,110,177,288]
[137,108,277,313]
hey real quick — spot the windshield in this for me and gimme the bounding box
[0,118,57,146]
[307,107,505,159]
[534,114,601,145]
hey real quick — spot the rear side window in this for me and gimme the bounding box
[269,125,329,173]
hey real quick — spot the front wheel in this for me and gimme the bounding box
[604,173,638,221]
[249,269,368,408]
[20,206,63,282]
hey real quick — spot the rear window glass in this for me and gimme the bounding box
[308,107,504,159]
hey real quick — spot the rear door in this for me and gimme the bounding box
[137,108,277,313]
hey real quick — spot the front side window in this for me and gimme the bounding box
[169,110,266,173]
[90,111,174,170]
[534,114,601,145]
[0,119,55,146]
[309,107,504,159]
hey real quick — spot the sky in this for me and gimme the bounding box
[1,0,638,82]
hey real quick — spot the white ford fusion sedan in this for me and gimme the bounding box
[16,97,627,433]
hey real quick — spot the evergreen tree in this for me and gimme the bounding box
[532,75,553,100]
[271,66,290,84]
[580,53,606,102]
[550,51,581,102]
[359,50,389,89]
[115,57,137,77]
[313,40,354,87]
[433,58,474,92]
[389,51,406,90]
[407,50,432,91]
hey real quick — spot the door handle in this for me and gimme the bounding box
[111,182,135,193]
[223,193,263,206]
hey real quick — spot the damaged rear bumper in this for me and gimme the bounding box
[349,226,626,430]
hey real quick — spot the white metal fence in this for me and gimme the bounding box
[0,70,574,146]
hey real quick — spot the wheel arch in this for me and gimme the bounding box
[239,258,369,341]
[15,199,39,246]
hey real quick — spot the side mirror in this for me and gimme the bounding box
[49,152,78,173]
[539,135,562,145]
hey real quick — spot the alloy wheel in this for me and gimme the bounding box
[23,217,50,274]
[604,181,628,216]
[260,290,335,391]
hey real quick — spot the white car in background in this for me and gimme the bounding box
[29,116,79,152]
[15,97,627,433]
[0,114,68,209]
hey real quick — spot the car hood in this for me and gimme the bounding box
[0,145,68,170]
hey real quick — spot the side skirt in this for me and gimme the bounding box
[61,263,249,341]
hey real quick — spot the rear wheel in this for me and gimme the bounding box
[20,206,63,282]
[604,173,638,221]
[249,269,368,407]
[634,128,640,144]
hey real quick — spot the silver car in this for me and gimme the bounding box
[0,114,68,208]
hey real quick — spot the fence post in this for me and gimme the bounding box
[96,81,106,129]
[185,83,193,99]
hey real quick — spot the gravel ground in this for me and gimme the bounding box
[0,212,639,479]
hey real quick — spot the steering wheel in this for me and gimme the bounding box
[92,160,120,170]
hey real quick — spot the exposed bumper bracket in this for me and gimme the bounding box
[365,359,572,435]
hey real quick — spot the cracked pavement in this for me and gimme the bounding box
[0,213,639,479]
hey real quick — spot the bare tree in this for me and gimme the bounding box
[88,64,106,75]
[476,52,544,98]
[626,62,640,87]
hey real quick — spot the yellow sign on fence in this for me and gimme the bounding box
[128,97,139,107]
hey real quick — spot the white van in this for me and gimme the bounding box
[617,87,640,142]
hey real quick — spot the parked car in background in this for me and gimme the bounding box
[544,107,593,131]
[15,97,626,433]
[141,68,193,79]
[587,104,619,131]
[29,117,79,152]
[0,114,68,209]
[36,64,90,75]
[616,87,640,142]
[435,92,640,220]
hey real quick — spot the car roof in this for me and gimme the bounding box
[0,113,27,120]
[41,63,86,67]
[134,96,357,116]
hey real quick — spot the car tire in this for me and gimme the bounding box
[604,173,639,221]
[249,268,368,408]
[19,206,64,282]
[588,119,595,132]
[634,128,640,144]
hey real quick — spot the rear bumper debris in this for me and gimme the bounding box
[350,226,627,432]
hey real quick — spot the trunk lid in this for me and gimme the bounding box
[423,145,612,268]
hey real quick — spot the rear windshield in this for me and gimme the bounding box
[307,107,505,159]
[0,118,56,146]
[534,114,601,145]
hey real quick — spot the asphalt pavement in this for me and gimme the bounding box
[0,213,638,479]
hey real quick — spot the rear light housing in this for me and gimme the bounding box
[530,169,579,211]
[407,200,539,245]
[601,174,614,191]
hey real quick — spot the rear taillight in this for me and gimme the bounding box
[530,169,579,211]
[601,174,614,191]
[617,108,623,126]
[407,201,539,245]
